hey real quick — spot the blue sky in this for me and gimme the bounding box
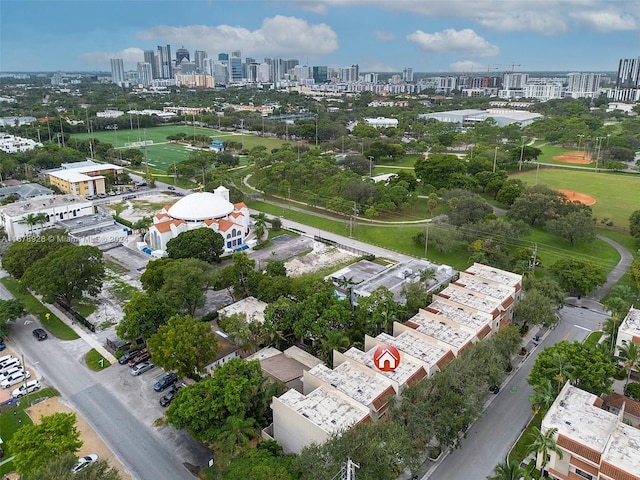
[1,0,639,73]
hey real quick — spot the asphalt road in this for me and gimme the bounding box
[1,281,209,480]
[426,304,609,480]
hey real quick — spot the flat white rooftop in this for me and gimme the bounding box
[619,307,640,338]
[464,263,522,289]
[0,195,91,217]
[342,347,425,387]
[376,331,451,368]
[219,296,268,324]
[49,170,104,183]
[438,284,502,316]
[543,384,616,454]
[454,275,513,302]
[427,299,493,331]
[278,386,369,434]
[602,423,640,476]
[307,362,394,407]
[407,312,475,349]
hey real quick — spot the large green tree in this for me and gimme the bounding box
[545,210,596,246]
[223,443,294,480]
[166,228,225,263]
[629,210,640,238]
[9,413,83,475]
[514,290,558,327]
[414,154,467,189]
[116,292,177,341]
[26,453,121,480]
[21,245,104,305]
[148,314,219,380]
[548,258,606,297]
[528,341,616,395]
[1,231,69,279]
[166,358,279,442]
[157,258,216,315]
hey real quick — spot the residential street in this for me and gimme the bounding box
[0,280,210,480]
[425,304,610,480]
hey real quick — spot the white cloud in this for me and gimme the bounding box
[360,58,396,72]
[407,29,499,58]
[449,60,486,72]
[570,10,637,31]
[293,1,327,14]
[375,31,395,41]
[79,47,144,66]
[136,16,338,58]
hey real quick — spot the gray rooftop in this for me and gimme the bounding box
[325,259,385,292]
[0,183,53,201]
[620,307,640,338]
[602,422,640,476]
[341,347,426,388]
[438,284,503,316]
[454,275,514,302]
[218,296,268,324]
[427,299,493,331]
[375,330,451,368]
[464,263,522,289]
[0,194,90,217]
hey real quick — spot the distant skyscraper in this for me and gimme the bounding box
[403,67,413,82]
[340,65,359,82]
[503,72,528,89]
[157,45,172,79]
[230,51,243,82]
[110,58,125,86]
[176,47,190,63]
[137,62,153,85]
[312,66,328,83]
[144,50,159,79]
[194,50,207,73]
[566,73,601,98]
[613,57,640,101]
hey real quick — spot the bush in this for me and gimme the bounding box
[614,366,627,381]
[625,382,640,401]
[200,310,219,322]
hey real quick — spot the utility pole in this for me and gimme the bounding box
[424,224,429,258]
[240,118,245,150]
[368,156,374,177]
[288,186,291,210]
[340,458,360,480]
[529,243,538,271]
[493,146,498,173]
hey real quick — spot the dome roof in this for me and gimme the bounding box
[167,192,234,221]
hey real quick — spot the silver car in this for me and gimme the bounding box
[130,361,155,376]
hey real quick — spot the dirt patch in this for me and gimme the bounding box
[116,194,178,223]
[25,398,131,479]
[553,150,592,164]
[557,189,596,206]
[285,242,358,277]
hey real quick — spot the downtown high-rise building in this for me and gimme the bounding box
[137,62,153,85]
[312,66,328,83]
[110,58,125,86]
[613,57,640,101]
[157,44,173,79]
[403,67,413,82]
[143,50,159,79]
[176,47,190,63]
[230,50,243,82]
[194,50,207,73]
[566,72,601,98]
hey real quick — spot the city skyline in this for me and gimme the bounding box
[1,0,640,73]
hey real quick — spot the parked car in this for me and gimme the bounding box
[12,380,41,398]
[0,355,17,368]
[130,362,155,376]
[0,358,21,372]
[153,372,177,392]
[0,341,5,351]
[127,351,151,367]
[32,328,48,341]
[118,349,141,365]
[1,370,30,388]
[72,454,99,473]
[159,384,181,407]
[1,366,23,379]
[167,185,176,190]
[489,385,500,394]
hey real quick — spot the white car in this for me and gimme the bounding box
[0,357,20,372]
[0,354,14,365]
[11,379,41,398]
[1,370,30,388]
[0,366,22,379]
[72,454,99,473]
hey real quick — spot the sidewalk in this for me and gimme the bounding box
[44,301,118,364]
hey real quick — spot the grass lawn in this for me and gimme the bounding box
[0,387,60,475]
[522,228,620,274]
[584,331,604,349]
[536,144,595,168]
[0,278,78,341]
[511,167,640,231]
[72,125,286,174]
[508,411,542,465]
[85,349,110,371]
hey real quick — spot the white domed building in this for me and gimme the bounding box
[148,186,249,253]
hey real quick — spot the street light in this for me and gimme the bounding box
[518,136,526,170]
[240,119,245,150]
[595,137,603,172]
[493,146,498,173]
[368,156,374,177]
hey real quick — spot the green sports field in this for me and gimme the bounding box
[71,125,287,173]
[511,166,640,230]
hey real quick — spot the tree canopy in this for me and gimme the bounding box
[166,228,225,263]
[9,413,82,475]
[147,314,219,380]
[1,231,69,279]
[548,258,606,297]
[26,453,121,480]
[20,245,104,305]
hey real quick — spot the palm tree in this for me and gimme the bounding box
[526,426,562,473]
[602,317,622,357]
[549,352,575,392]
[618,341,639,388]
[254,212,267,244]
[528,378,556,415]
[23,213,38,234]
[319,329,350,367]
[215,415,257,456]
[488,460,530,480]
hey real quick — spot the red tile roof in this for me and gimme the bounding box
[153,220,185,233]
[234,202,248,209]
[217,219,236,232]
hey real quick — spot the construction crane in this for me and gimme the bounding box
[495,62,522,74]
